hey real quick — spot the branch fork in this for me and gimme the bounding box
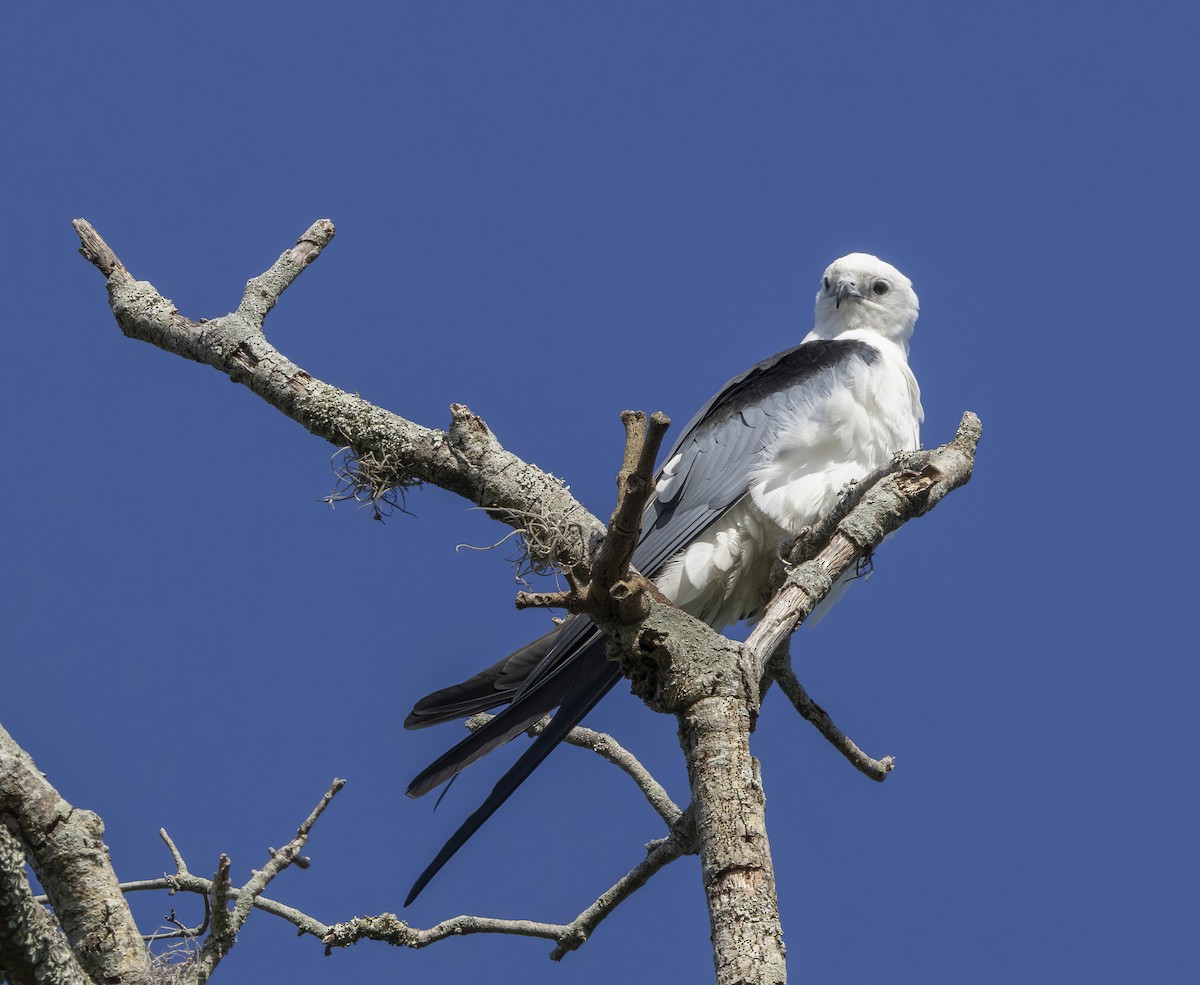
[515,409,671,624]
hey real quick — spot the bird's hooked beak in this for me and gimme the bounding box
[835,277,864,309]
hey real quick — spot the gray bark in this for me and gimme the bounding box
[681,698,786,984]
[0,824,94,985]
[0,723,151,985]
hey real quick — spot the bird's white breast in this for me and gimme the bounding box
[749,337,921,534]
[654,337,922,631]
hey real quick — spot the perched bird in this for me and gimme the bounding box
[404,253,924,904]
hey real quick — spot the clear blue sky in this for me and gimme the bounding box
[4,3,1197,982]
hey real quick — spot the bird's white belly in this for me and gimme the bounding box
[653,498,786,630]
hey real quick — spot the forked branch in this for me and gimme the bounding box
[515,408,671,622]
[80,713,687,966]
[321,808,697,961]
[71,218,605,574]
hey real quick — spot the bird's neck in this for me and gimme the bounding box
[802,326,912,360]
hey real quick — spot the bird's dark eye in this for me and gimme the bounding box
[872,281,890,296]
[823,277,831,290]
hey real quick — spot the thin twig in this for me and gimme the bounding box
[545,722,682,827]
[768,654,894,781]
[160,829,189,873]
[115,875,331,940]
[232,777,345,925]
[466,713,681,826]
[141,898,210,943]
[190,779,346,979]
[321,808,697,960]
[548,807,696,960]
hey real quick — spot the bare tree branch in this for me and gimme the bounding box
[116,873,329,943]
[230,778,344,929]
[753,639,894,782]
[237,219,336,324]
[0,722,152,985]
[71,219,605,573]
[0,824,94,985]
[744,412,982,685]
[321,808,698,960]
[514,408,671,621]
[555,723,683,827]
[321,912,568,951]
[190,779,346,981]
[90,777,692,966]
[547,807,697,961]
[141,894,210,944]
[588,410,671,613]
[768,653,895,782]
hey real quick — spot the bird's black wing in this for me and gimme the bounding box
[403,338,879,902]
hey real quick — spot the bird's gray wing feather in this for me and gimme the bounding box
[634,338,880,575]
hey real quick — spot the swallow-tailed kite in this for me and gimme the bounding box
[404,253,924,904]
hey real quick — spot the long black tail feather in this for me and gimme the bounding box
[404,627,563,729]
[405,652,623,906]
[406,629,604,798]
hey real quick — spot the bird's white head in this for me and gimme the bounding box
[810,253,919,350]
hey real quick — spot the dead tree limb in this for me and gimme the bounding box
[514,408,672,620]
[0,824,94,985]
[191,779,346,981]
[322,807,698,960]
[71,218,604,573]
[745,412,981,686]
[768,649,895,781]
[0,722,152,985]
[116,765,690,963]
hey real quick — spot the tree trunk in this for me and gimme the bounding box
[679,697,787,985]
